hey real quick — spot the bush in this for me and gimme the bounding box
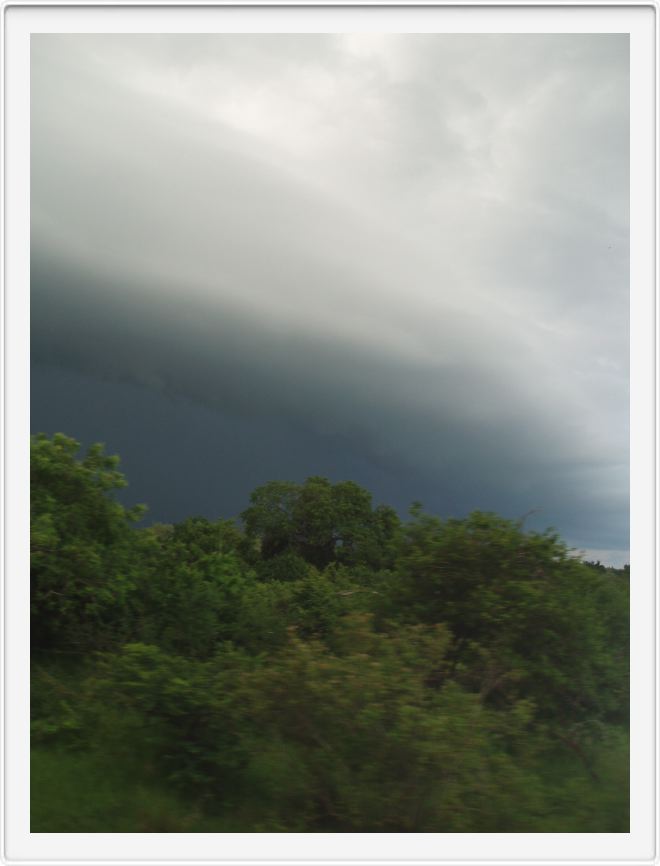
[83,618,556,830]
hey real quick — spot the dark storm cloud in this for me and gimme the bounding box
[31,243,628,554]
[30,34,629,562]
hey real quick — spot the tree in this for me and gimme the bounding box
[388,509,629,734]
[128,537,254,659]
[241,476,399,571]
[241,481,299,561]
[31,433,143,652]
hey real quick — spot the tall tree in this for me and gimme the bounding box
[31,433,143,652]
[241,476,399,571]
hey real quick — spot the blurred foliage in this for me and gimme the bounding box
[30,433,629,832]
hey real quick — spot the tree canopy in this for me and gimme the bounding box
[241,476,400,570]
[30,433,629,832]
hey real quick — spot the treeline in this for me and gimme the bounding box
[31,433,629,832]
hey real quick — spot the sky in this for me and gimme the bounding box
[31,34,630,565]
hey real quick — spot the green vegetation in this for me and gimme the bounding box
[30,433,629,832]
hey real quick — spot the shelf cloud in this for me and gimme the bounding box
[31,33,629,563]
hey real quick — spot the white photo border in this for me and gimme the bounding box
[3,2,655,863]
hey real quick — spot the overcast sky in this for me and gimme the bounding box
[31,34,629,564]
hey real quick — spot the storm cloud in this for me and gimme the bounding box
[31,34,629,563]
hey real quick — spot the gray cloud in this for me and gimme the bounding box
[31,34,629,560]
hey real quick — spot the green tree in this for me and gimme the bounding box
[128,518,254,658]
[242,476,399,571]
[31,433,144,652]
[387,509,629,738]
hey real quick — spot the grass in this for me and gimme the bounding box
[32,737,629,833]
[31,748,221,832]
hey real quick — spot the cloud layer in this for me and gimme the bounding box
[31,34,629,561]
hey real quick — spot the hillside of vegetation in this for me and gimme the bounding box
[30,433,629,832]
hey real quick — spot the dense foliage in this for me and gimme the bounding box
[31,434,629,832]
